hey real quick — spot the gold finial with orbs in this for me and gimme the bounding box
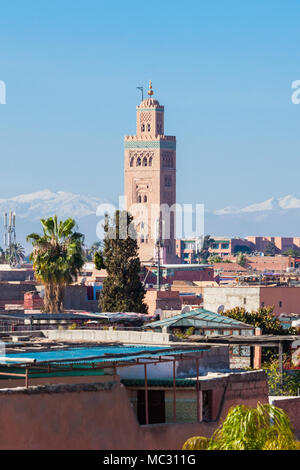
[148,80,154,97]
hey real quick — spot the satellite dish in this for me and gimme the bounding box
[154,308,162,319]
[181,305,191,314]
[36,286,45,299]
[217,305,225,314]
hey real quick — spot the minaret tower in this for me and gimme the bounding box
[124,81,176,264]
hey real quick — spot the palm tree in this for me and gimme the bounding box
[27,216,85,313]
[182,402,300,450]
[85,241,103,261]
[236,251,247,267]
[5,243,25,267]
[196,235,215,263]
[0,246,6,264]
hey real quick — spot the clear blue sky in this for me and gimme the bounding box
[0,0,299,211]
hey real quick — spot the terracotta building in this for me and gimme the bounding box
[203,285,300,316]
[246,236,300,254]
[176,237,253,262]
[124,81,176,264]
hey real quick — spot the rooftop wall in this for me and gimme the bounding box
[0,370,268,450]
[42,328,171,344]
[269,396,300,438]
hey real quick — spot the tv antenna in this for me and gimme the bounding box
[3,210,16,248]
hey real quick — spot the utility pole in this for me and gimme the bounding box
[155,219,161,291]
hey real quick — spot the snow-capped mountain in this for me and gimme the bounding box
[212,195,300,215]
[0,190,108,220]
[0,190,115,251]
[1,190,300,252]
[206,195,300,237]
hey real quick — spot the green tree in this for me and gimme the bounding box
[208,254,223,264]
[196,235,215,263]
[264,241,277,256]
[94,250,105,270]
[236,252,247,267]
[233,245,253,255]
[282,249,300,258]
[27,215,85,313]
[0,246,6,264]
[99,210,148,313]
[85,241,103,261]
[263,356,300,396]
[222,306,297,363]
[222,306,293,335]
[182,402,300,450]
[5,243,25,267]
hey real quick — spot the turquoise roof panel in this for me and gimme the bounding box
[144,308,253,330]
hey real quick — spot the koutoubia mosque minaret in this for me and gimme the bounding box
[124,81,176,264]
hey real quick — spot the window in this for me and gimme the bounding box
[138,195,142,203]
[149,156,152,167]
[136,157,141,166]
[142,156,147,166]
[243,298,247,305]
[143,195,147,203]
[162,152,174,168]
[221,243,229,249]
[279,301,282,307]
[137,390,165,424]
[141,124,145,132]
[147,123,151,131]
[164,175,172,187]
[130,157,134,167]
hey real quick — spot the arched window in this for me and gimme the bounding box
[136,157,141,166]
[138,195,142,203]
[130,157,134,167]
[147,124,151,132]
[144,195,147,203]
[142,156,147,166]
[141,124,145,132]
[165,175,172,187]
[149,156,152,167]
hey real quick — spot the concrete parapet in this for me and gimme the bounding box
[42,328,171,345]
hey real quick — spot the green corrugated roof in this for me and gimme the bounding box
[144,308,253,330]
[121,378,196,388]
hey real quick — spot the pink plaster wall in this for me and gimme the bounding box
[260,286,300,315]
[0,371,269,450]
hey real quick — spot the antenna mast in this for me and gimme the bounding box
[4,209,16,250]
[136,86,144,101]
